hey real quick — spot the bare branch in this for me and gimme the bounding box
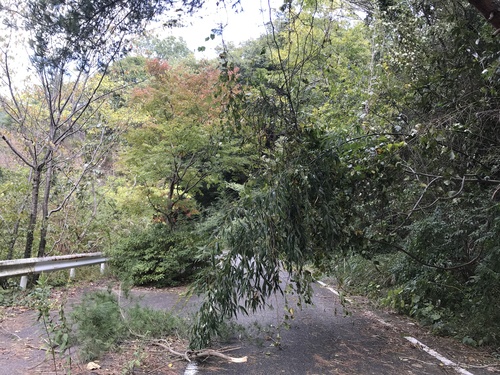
[153,340,248,364]
[368,238,483,271]
[0,134,34,168]
[48,127,107,217]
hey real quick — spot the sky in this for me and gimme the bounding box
[0,0,284,91]
[153,0,283,59]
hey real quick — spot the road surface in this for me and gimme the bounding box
[0,280,498,374]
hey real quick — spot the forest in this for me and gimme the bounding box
[0,0,499,351]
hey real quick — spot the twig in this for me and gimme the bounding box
[368,238,483,271]
[154,340,191,362]
[153,340,248,363]
[492,184,500,200]
[191,348,248,363]
[27,357,48,370]
[399,356,438,366]
[0,325,22,340]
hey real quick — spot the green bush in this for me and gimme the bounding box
[109,223,207,287]
[126,304,188,338]
[388,206,500,343]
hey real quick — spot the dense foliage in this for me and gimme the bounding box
[355,0,500,345]
[189,0,500,347]
[110,223,205,286]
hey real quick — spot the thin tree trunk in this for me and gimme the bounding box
[24,166,42,259]
[7,188,30,260]
[37,160,53,258]
[6,221,19,260]
[7,214,23,260]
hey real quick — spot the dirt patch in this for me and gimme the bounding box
[86,340,186,375]
[0,305,46,375]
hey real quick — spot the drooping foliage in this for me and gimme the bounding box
[190,130,349,348]
[190,1,374,348]
[189,0,500,348]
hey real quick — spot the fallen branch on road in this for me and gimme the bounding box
[153,339,248,363]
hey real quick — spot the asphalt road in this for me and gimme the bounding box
[1,280,498,374]
[128,281,499,375]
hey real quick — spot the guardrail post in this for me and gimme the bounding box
[20,276,28,290]
[100,263,106,274]
[70,268,76,279]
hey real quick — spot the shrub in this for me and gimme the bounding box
[126,304,188,338]
[109,223,206,287]
[339,204,500,346]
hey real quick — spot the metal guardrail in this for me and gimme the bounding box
[0,252,109,289]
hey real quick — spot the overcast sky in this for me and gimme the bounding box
[0,0,283,91]
[154,0,282,59]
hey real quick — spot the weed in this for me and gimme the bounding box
[121,346,146,375]
[70,288,126,361]
[32,275,72,374]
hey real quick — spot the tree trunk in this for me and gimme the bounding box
[7,195,29,260]
[7,217,22,260]
[24,167,42,259]
[37,160,53,258]
[468,0,500,31]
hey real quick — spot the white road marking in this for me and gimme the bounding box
[316,280,352,303]
[184,361,198,375]
[317,280,475,375]
[405,336,474,375]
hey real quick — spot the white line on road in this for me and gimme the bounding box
[317,280,474,375]
[184,361,198,375]
[405,336,474,375]
[316,280,352,303]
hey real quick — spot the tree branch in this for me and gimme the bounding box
[368,238,483,271]
[0,134,34,168]
[153,340,247,363]
[468,0,500,32]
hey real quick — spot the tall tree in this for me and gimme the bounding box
[0,0,205,259]
[338,0,500,343]
[132,35,194,62]
[121,59,239,228]
[190,0,500,348]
